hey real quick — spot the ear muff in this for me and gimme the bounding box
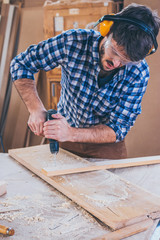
[94,14,158,56]
[99,20,114,37]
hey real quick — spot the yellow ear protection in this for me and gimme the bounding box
[94,14,158,55]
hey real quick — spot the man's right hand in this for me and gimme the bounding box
[14,78,47,136]
[28,110,47,136]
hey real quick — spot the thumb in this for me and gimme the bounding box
[51,113,63,119]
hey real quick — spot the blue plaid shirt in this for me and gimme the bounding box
[10,29,149,142]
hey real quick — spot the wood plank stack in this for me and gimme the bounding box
[0,3,20,152]
[1,5,46,152]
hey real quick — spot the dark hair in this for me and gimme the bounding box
[110,3,160,61]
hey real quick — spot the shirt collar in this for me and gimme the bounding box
[92,33,101,65]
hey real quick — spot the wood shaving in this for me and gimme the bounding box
[24,215,45,224]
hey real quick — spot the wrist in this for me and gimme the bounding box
[28,104,46,114]
[69,127,78,142]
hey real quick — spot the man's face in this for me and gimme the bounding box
[99,34,132,72]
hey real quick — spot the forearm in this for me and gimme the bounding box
[70,124,116,143]
[14,78,46,113]
[14,78,47,136]
[44,114,116,143]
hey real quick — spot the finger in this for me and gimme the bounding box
[43,125,56,134]
[29,122,41,135]
[28,122,36,133]
[44,120,58,127]
[44,133,58,140]
[39,123,43,135]
[35,121,44,135]
[51,113,63,119]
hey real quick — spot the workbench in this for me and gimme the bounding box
[0,152,160,240]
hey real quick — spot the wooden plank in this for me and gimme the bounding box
[0,4,9,61]
[3,7,44,152]
[42,155,160,177]
[43,1,115,11]
[8,144,160,231]
[0,5,15,117]
[0,6,20,123]
[92,219,154,240]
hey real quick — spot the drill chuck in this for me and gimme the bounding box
[47,109,59,154]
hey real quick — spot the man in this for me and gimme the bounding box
[10,3,160,159]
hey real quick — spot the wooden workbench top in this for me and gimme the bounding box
[0,153,160,239]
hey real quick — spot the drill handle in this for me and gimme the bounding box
[47,109,59,154]
[47,109,57,121]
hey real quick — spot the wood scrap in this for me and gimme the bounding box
[8,144,160,232]
[92,218,154,240]
[0,181,7,196]
[41,155,160,177]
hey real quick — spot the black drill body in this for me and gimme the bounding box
[47,109,59,154]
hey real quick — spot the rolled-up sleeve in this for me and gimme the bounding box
[10,33,67,81]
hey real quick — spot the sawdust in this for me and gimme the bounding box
[24,215,45,224]
[0,195,28,208]
[42,152,90,170]
[0,194,45,224]
[0,151,110,239]
[0,212,22,222]
[63,170,129,208]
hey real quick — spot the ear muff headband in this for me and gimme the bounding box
[94,15,158,55]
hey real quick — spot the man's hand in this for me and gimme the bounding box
[43,113,116,143]
[43,113,73,142]
[28,110,47,136]
[13,79,47,136]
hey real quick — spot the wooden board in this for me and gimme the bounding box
[0,5,16,119]
[0,4,9,62]
[92,219,154,240]
[42,155,160,177]
[8,144,160,231]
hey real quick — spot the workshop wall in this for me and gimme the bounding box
[124,0,160,157]
[2,7,47,151]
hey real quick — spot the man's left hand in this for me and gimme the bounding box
[43,113,73,142]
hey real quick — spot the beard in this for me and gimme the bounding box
[99,41,114,72]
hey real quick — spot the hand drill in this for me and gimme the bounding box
[47,109,59,155]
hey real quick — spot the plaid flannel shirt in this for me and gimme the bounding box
[10,29,149,142]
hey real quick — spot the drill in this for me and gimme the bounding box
[47,109,59,154]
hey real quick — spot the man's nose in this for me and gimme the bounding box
[113,58,121,68]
